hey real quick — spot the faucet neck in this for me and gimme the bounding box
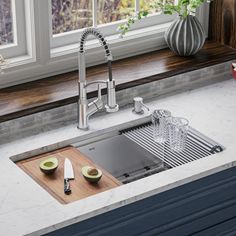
[79,28,112,59]
[78,28,113,84]
[79,53,86,83]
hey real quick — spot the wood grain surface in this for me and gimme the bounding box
[17,146,121,204]
[0,41,236,122]
[209,0,236,48]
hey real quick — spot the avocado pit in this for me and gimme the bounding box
[87,168,99,176]
[82,166,102,183]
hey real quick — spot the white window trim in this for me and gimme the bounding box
[0,0,27,58]
[0,0,210,89]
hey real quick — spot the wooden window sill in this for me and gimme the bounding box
[0,40,236,123]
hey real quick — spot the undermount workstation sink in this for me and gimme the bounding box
[73,121,224,184]
[77,134,166,183]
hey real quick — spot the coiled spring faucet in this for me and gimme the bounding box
[78,28,119,130]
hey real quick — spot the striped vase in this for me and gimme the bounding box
[165,15,206,56]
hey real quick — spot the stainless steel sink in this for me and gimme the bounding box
[77,134,166,183]
[74,122,224,184]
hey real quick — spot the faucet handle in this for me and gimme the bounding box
[88,84,103,114]
[93,84,103,110]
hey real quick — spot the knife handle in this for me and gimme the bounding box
[64,178,71,195]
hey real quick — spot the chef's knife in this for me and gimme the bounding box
[64,158,74,194]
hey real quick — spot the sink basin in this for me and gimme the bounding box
[73,121,224,184]
[77,134,166,183]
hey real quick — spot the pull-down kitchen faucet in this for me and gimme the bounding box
[78,28,119,130]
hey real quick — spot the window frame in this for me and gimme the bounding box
[0,0,210,89]
[0,0,27,58]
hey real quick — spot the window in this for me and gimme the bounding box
[0,0,14,46]
[0,0,209,88]
[97,0,135,25]
[140,0,156,11]
[51,0,173,35]
[50,0,176,49]
[51,0,135,35]
[51,0,93,34]
[0,0,28,58]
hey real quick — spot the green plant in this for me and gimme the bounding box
[118,0,212,36]
[118,10,149,36]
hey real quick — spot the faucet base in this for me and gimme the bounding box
[105,104,119,113]
[77,126,89,131]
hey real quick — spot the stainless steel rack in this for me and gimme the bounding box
[119,122,224,183]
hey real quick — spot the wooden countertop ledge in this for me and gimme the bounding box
[0,41,236,122]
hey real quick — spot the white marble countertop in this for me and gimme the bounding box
[0,78,236,236]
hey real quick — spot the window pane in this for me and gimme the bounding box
[140,0,175,13]
[0,0,14,46]
[51,0,93,35]
[97,0,135,25]
[140,0,157,11]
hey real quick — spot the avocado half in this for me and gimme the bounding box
[39,157,58,175]
[81,166,102,183]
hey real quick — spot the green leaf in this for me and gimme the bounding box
[142,11,149,16]
[181,0,190,4]
[163,10,173,15]
[118,0,210,36]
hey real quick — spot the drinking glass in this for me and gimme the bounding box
[152,109,171,144]
[168,117,189,152]
[152,109,171,168]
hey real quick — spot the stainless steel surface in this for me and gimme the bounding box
[122,123,224,168]
[78,28,119,130]
[132,97,149,114]
[78,135,165,180]
[64,158,74,179]
[75,120,224,184]
[105,80,119,113]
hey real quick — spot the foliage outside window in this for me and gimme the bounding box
[118,0,211,36]
[51,0,164,35]
[0,0,13,46]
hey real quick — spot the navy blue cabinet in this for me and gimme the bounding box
[45,167,236,236]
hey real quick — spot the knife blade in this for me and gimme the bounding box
[64,158,74,195]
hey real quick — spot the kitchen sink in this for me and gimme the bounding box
[73,121,224,184]
[77,134,166,183]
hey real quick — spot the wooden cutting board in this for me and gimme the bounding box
[17,146,122,204]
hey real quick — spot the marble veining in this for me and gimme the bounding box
[0,74,236,235]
